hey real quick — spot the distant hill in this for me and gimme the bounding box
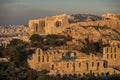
[72,14,102,22]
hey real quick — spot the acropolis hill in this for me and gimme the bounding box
[27,13,120,36]
[25,13,120,76]
[0,13,120,76]
[23,13,120,43]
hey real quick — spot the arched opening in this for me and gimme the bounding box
[42,56,44,62]
[103,61,108,68]
[51,64,54,70]
[107,54,109,59]
[114,48,116,53]
[79,63,81,68]
[86,62,89,71]
[111,48,112,53]
[73,63,75,71]
[55,21,61,27]
[47,56,49,62]
[97,62,100,70]
[92,62,94,67]
[111,54,113,59]
[67,63,69,68]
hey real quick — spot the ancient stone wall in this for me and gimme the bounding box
[28,14,74,36]
[44,14,74,34]
[27,48,118,75]
[103,41,120,67]
[28,19,45,36]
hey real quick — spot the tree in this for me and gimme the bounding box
[30,34,43,43]
[0,46,5,57]
[8,39,24,46]
[29,34,44,48]
[45,34,67,46]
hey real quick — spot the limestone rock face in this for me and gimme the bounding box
[76,20,120,33]
[64,23,120,43]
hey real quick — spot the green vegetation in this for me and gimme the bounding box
[0,39,38,80]
[30,34,43,43]
[0,34,73,80]
[30,34,44,48]
[29,34,72,48]
[0,63,120,80]
[0,62,38,80]
[44,34,70,46]
[0,46,5,57]
[81,38,103,54]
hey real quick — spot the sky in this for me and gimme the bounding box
[0,0,120,25]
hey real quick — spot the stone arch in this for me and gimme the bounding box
[42,56,44,62]
[51,64,54,70]
[114,48,116,53]
[103,61,108,68]
[92,62,94,67]
[73,63,75,71]
[107,54,109,59]
[67,63,69,68]
[97,62,100,70]
[47,56,49,62]
[111,54,113,59]
[79,63,81,68]
[86,62,89,71]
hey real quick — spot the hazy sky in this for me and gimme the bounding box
[0,0,120,25]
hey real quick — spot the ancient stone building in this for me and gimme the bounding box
[28,19,45,35]
[102,13,120,20]
[27,13,120,75]
[27,13,120,38]
[28,48,120,75]
[103,40,120,67]
[28,14,74,36]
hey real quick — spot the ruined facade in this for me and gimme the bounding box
[28,19,45,35]
[27,13,120,75]
[28,14,74,36]
[28,46,120,75]
[103,40,120,67]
